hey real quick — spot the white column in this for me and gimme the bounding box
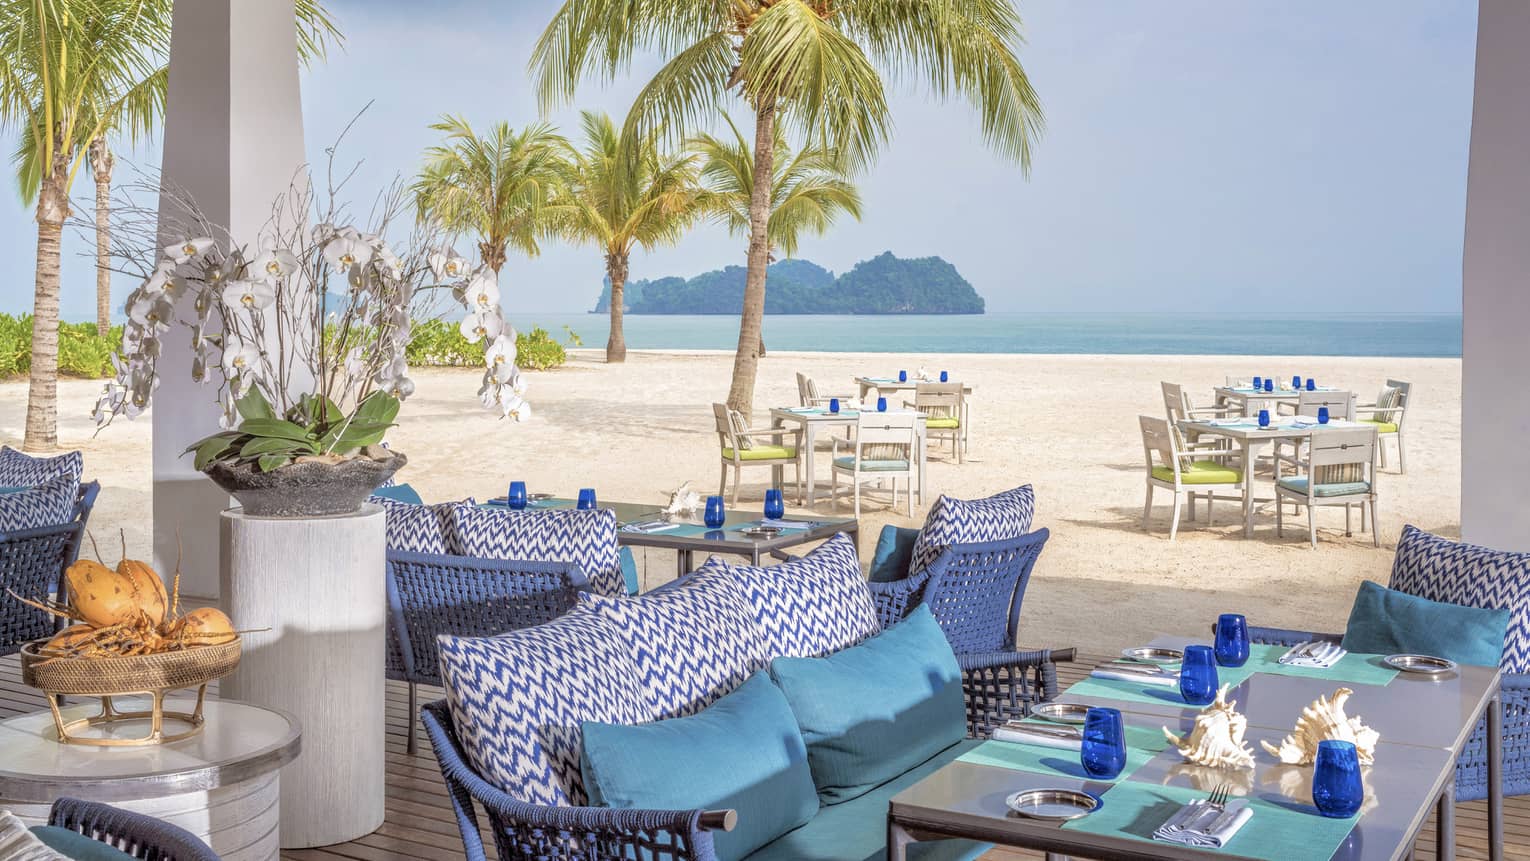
[154,1,307,597]
[1462,0,1530,551]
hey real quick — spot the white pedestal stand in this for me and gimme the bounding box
[219,505,385,848]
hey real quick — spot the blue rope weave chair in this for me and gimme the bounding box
[386,549,588,754]
[0,480,100,657]
[46,797,220,860]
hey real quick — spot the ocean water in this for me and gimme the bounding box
[520,312,1462,357]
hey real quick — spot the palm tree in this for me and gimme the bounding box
[531,0,1044,416]
[412,116,568,275]
[555,110,701,362]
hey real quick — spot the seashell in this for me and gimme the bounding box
[65,560,140,628]
[1162,684,1256,769]
[1259,687,1379,765]
[663,481,703,516]
[116,559,168,627]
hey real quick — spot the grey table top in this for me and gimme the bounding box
[1178,415,1370,441]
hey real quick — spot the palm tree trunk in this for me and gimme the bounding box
[90,136,114,337]
[481,241,507,274]
[606,250,629,363]
[726,97,778,417]
[25,173,69,452]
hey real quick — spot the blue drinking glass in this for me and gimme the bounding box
[577,488,597,510]
[764,488,784,520]
[828,397,840,414]
[1292,375,1302,390]
[877,397,888,412]
[1080,707,1127,780]
[1251,375,1262,390]
[507,481,527,510]
[1312,740,1364,818]
[1258,409,1270,428]
[1307,378,1317,391]
[1213,613,1249,667]
[898,370,908,382]
[1264,378,1274,392]
[704,495,726,529]
[1318,406,1330,424]
[1179,645,1219,705]
[940,370,949,382]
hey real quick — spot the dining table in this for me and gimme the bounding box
[1215,385,1354,418]
[769,406,928,508]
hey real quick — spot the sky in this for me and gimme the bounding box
[0,0,1479,321]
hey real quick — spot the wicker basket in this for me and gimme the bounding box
[19,638,241,746]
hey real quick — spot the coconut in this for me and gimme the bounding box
[116,559,168,627]
[65,560,140,628]
[40,624,97,656]
[173,607,237,647]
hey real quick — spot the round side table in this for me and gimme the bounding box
[0,697,300,861]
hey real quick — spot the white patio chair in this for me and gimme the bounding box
[712,403,802,506]
[904,382,964,463]
[1276,426,1379,548]
[1355,379,1410,473]
[1161,381,1236,453]
[1273,390,1356,478]
[830,412,917,517]
[1139,415,1245,540]
[796,372,855,408]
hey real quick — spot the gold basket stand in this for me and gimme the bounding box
[47,686,210,746]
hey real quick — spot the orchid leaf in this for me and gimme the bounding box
[235,387,277,422]
[191,435,237,471]
[257,453,291,473]
[238,418,315,443]
[353,391,401,427]
[239,437,316,458]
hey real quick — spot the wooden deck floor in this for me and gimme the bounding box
[1,653,1521,860]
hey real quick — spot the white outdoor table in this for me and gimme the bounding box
[770,407,927,508]
[855,377,974,443]
[1215,385,1355,418]
[0,698,300,861]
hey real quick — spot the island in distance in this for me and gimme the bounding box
[591,252,985,315]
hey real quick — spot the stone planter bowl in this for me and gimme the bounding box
[204,452,406,517]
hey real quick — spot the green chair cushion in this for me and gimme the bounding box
[1150,461,1241,485]
[832,456,910,472]
[1276,477,1371,497]
[1343,581,1509,667]
[30,826,138,861]
[723,445,797,461]
[868,525,920,583]
[744,739,989,861]
[1359,419,1399,434]
[924,417,960,429]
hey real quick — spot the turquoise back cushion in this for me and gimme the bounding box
[769,605,965,804]
[868,525,920,582]
[1343,580,1511,667]
[581,672,819,860]
[371,482,423,505]
[30,825,138,860]
[618,546,640,595]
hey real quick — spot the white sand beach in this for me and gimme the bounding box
[0,350,1459,656]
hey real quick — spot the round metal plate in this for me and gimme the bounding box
[527,492,555,501]
[740,526,782,539]
[1121,646,1184,664]
[1005,788,1102,820]
[1383,654,1458,676]
[1028,702,1092,725]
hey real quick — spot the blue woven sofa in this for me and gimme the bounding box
[423,532,1067,861]
[0,479,100,657]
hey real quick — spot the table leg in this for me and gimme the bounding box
[886,821,912,861]
[771,416,785,494]
[676,550,692,579]
[1435,779,1455,861]
[803,421,818,506]
[1490,692,1504,861]
[1241,439,1262,538]
[917,422,928,504]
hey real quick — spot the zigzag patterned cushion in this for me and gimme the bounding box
[706,533,880,658]
[0,447,82,487]
[908,484,1036,576]
[451,506,625,596]
[375,496,462,554]
[580,566,770,719]
[437,607,650,806]
[0,473,78,532]
[1389,524,1530,672]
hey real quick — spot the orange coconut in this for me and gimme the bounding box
[173,607,237,647]
[116,559,168,627]
[64,560,139,628]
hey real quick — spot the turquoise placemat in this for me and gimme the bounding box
[1064,662,1261,709]
[1062,781,1358,861]
[1240,644,1398,687]
[959,724,1169,783]
[481,498,572,510]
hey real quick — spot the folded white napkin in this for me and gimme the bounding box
[1153,799,1252,848]
[991,722,1082,751]
[621,520,680,534]
[1090,668,1179,688]
[1278,641,1346,669]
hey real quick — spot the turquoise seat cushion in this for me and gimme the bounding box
[30,825,138,860]
[1276,477,1371,497]
[1343,580,1510,667]
[769,605,965,804]
[833,455,910,472]
[618,546,639,595]
[371,482,423,504]
[868,525,919,583]
[744,739,989,861]
[582,672,819,861]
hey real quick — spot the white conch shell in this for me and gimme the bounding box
[663,482,702,516]
[1162,684,1255,770]
[1259,687,1379,765]
[916,365,930,382]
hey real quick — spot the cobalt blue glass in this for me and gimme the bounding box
[764,488,784,520]
[577,488,597,510]
[940,370,949,382]
[507,481,527,510]
[1264,378,1274,392]
[1292,375,1302,390]
[877,397,888,412]
[1252,376,1262,390]
[828,397,840,413]
[1307,378,1317,391]
[1213,613,1249,667]
[704,495,726,528]
[1080,707,1127,780]
[1179,645,1219,705]
[1312,740,1364,818]
[1318,406,1330,424]
[1258,409,1270,428]
[898,370,908,382]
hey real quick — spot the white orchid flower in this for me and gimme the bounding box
[460,309,503,342]
[127,291,175,332]
[311,222,339,245]
[484,334,517,383]
[222,279,277,314]
[373,355,409,387]
[142,260,186,298]
[221,336,264,380]
[376,246,405,280]
[323,234,373,272]
[428,248,471,281]
[458,270,499,312]
[165,237,215,265]
[382,375,416,400]
[345,348,369,381]
[501,393,531,422]
[250,249,300,280]
[193,286,217,321]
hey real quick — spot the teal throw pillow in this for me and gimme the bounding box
[371,482,423,505]
[868,525,920,582]
[1342,580,1511,667]
[30,825,139,860]
[581,672,819,861]
[619,546,640,595]
[769,604,965,804]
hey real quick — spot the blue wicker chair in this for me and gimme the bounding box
[386,549,588,754]
[0,480,100,657]
[45,797,220,860]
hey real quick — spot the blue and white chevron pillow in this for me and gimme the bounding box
[0,473,78,532]
[707,533,880,658]
[1389,524,1530,673]
[0,446,82,487]
[451,506,625,597]
[375,496,466,554]
[908,484,1036,576]
[580,566,770,719]
[437,607,649,806]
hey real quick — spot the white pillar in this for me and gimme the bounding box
[154,1,307,597]
[1462,0,1530,551]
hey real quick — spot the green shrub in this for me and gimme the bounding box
[0,313,122,380]
[405,318,574,371]
[516,326,567,370]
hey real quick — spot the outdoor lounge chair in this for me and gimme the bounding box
[0,480,100,657]
[42,797,221,860]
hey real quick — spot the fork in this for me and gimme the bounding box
[1205,784,1230,811]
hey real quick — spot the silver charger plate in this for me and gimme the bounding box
[528,492,555,501]
[1005,788,1101,821]
[740,526,782,539]
[1029,702,1092,725]
[1121,646,1184,664]
[1384,654,1458,675]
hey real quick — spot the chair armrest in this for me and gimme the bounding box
[1185,406,1236,416]
[1354,405,1403,420]
[49,798,220,861]
[958,648,1075,738]
[1247,625,1342,647]
[865,570,933,629]
[736,427,798,439]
